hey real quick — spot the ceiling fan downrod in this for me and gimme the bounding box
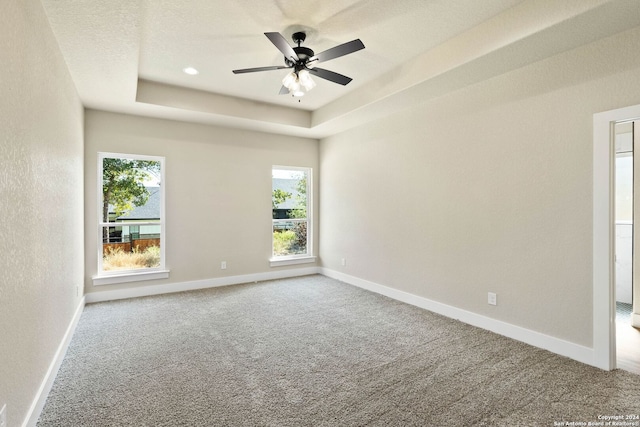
[292,31,306,47]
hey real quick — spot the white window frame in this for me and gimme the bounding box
[270,165,316,267]
[93,152,169,285]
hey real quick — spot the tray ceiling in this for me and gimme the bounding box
[40,0,640,138]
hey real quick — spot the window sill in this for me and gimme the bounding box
[92,270,170,286]
[269,256,317,267]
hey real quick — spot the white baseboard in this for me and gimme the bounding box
[85,267,321,303]
[23,296,86,427]
[320,268,596,368]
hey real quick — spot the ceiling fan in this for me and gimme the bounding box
[232,31,365,97]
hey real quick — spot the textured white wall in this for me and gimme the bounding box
[320,26,640,348]
[0,1,84,425]
[84,111,319,294]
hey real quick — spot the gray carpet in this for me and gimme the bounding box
[38,275,640,426]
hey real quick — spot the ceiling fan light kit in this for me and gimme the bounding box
[282,68,316,97]
[232,30,365,98]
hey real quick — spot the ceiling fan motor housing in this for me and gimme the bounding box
[284,32,314,69]
[286,46,315,67]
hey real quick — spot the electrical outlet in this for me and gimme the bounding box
[221,261,227,270]
[0,404,7,427]
[341,258,346,266]
[488,292,497,306]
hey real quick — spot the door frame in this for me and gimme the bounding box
[593,103,640,370]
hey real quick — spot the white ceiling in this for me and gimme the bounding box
[40,0,640,138]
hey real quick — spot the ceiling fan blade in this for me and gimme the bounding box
[232,66,289,74]
[279,85,290,95]
[309,39,365,63]
[264,32,299,62]
[309,67,353,85]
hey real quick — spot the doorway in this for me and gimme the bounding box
[593,104,640,371]
[614,122,640,374]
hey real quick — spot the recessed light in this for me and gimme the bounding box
[182,67,199,75]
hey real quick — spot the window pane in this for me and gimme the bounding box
[102,158,162,223]
[272,169,308,220]
[273,221,307,256]
[102,226,161,271]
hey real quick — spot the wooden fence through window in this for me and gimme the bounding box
[103,238,160,254]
